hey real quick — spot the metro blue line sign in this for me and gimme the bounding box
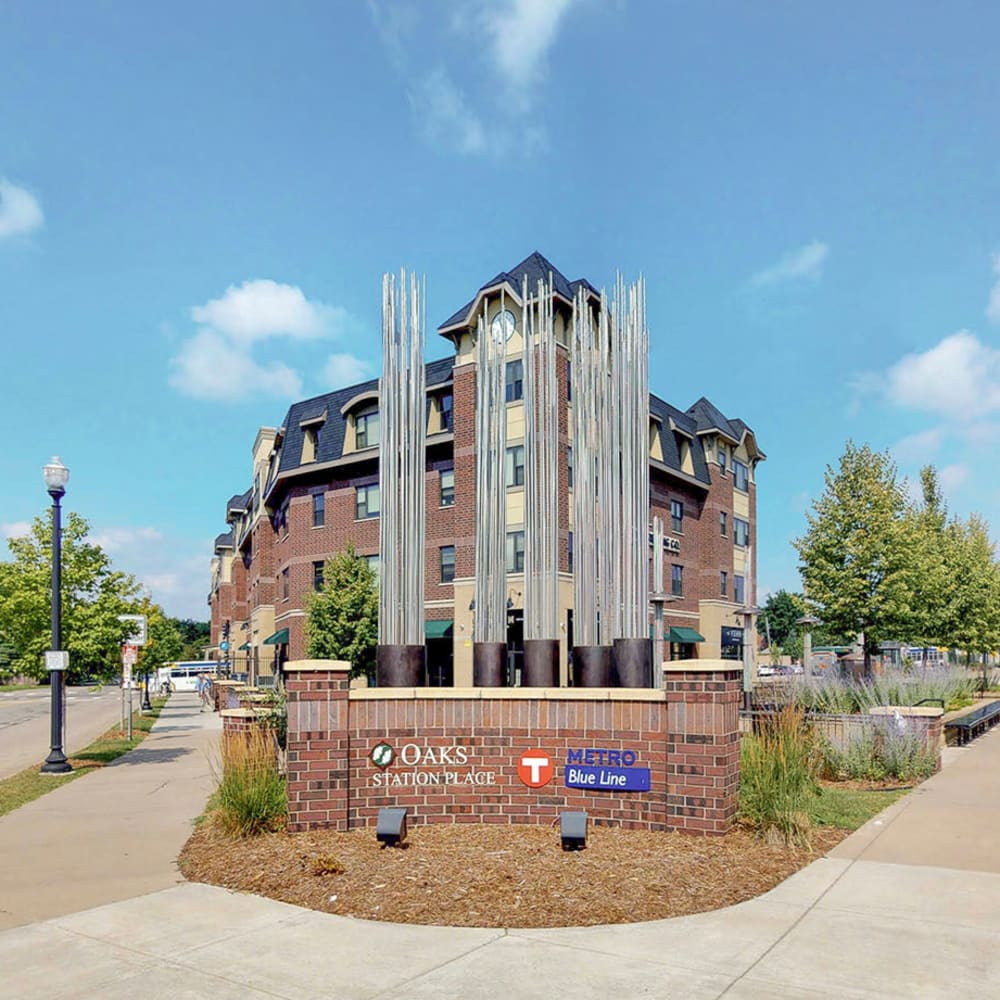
[564,747,651,792]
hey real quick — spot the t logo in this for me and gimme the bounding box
[517,749,554,788]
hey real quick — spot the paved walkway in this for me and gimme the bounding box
[1,708,1000,997]
[0,692,218,930]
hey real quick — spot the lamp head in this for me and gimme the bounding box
[43,456,70,495]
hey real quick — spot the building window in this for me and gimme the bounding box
[505,359,523,402]
[671,563,683,597]
[567,445,573,489]
[670,499,684,533]
[313,561,325,590]
[734,517,750,548]
[568,530,574,573]
[356,406,379,449]
[718,445,727,476]
[733,458,749,492]
[281,567,289,600]
[312,492,325,527]
[440,392,453,432]
[734,574,745,604]
[506,530,525,573]
[720,571,727,597]
[440,468,455,507]
[720,511,728,537]
[506,445,525,487]
[566,360,572,401]
[356,484,380,520]
[440,545,455,583]
[365,554,380,579]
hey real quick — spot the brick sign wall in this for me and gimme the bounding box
[283,660,742,836]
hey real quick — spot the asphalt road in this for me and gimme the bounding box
[0,686,126,780]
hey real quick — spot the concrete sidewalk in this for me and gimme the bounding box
[0,692,219,931]
[1,714,1000,997]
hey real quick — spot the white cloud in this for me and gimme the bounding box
[482,0,576,103]
[0,178,44,239]
[885,330,1000,419]
[891,427,944,463]
[168,329,303,401]
[750,241,829,286]
[987,253,1000,323]
[190,279,343,344]
[89,526,164,553]
[939,463,969,495]
[1,521,31,541]
[323,353,373,388]
[169,280,355,402]
[409,68,487,155]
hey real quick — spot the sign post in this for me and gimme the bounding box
[122,643,138,740]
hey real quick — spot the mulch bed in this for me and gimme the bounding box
[179,820,846,928]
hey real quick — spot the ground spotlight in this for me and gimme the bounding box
[560,811,588,851]
[376,807,408,848]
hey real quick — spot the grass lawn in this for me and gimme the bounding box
[0,697,167,818]
[807,784,909,830]
[0,683,42,693]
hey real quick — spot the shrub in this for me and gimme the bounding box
[821,716,937,783]
[788,666,978,715]
[215,727,286,837]
[739,704,823,846]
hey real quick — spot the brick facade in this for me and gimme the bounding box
[285,661,742,836]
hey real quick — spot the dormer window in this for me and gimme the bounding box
[356,406,379,449]
[299,411,327,464]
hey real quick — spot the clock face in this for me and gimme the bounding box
[490,309,516,341]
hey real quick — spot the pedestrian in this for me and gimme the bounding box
[197,672,209,712]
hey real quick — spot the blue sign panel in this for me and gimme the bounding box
[565,764,651,792]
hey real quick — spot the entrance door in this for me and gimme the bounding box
[506,611,524,686]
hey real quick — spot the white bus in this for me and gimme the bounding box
[158,661,217,693]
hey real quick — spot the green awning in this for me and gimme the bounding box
[669,627,705,644]
[424,620,454,639]
[238,642,250,651]
[263,628,289,645]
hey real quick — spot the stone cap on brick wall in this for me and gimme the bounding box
[663,659,744,673]
[219,708,268,719]
[868,705,945,718]
[350,686,667,702]
[284,659,351,673]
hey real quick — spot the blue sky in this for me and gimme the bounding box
[2,1,1000,619]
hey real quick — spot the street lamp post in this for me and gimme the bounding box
[797,613,821,680]
[41,457,72,774]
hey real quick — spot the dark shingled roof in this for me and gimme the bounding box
[226,490,250,516]
[438,251,596,331]
[650,394,712,486]
[686,396,740,440]
[214,531,234,551]
[268,356,455,490]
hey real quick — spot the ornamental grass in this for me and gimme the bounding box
[739,704,823,847]
[215,727,286,838]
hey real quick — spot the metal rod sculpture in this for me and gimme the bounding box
[612,273,650,641]
[571,287,601,647]
[474,297,507,645]
[597,292,618,644]
[522,275,560,643]
[378,269,426,648]
[652,514,665,668]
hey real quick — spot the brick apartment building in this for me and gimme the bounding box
[208,252,764,686]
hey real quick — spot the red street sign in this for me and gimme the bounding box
[517,749,554,788]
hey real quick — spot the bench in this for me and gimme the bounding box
[944,700,1000,746]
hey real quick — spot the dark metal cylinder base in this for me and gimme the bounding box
[376,644,425,687]
[522,639,560,687]
[572,645,612,687]
[473,642,507,687]
[612,638,653,688]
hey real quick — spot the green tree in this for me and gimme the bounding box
[134,599,185,683]
[0,512,142,681]
[904,465,951,646]
[794,442,916,676]
[169,618,211,660]
[305,543,378,679]
[943,514,1000,661]
[760,590,806,651]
